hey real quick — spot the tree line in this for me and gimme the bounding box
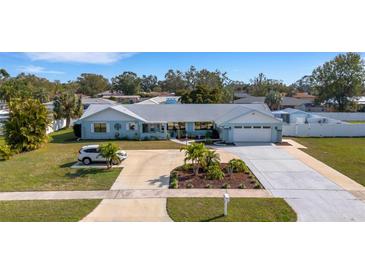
[1,52,365,109]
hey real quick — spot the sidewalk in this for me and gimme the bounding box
[0,189,272,201]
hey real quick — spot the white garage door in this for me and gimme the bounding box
[232,126,272,142]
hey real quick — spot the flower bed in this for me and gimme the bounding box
[170,163,263,189]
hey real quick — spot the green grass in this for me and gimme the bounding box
[0,128,182,192]
[167,197,297,222]
[346,120,365,124]
[0,199,101,222]
[0,136,4,145]
[292,137,365,186]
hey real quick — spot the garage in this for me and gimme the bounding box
[232,125,272,142]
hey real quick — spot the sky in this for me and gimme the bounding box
[1,52,363,84]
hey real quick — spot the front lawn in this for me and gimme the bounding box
[0,199,100,221]
[292,137,365,186]
[0,128,183,192]
[167,198,297,222]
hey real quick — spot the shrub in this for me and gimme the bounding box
[228,159,248,173]
[222,182,231,189]
[0,144,13,160]
[254,182,261,189]
[182,163,193,171]
[170,171,178,180]
[170,178,179,189]
[206,164,224,180]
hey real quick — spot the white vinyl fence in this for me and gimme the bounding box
[312,112,365,121]
[283,123,365,137]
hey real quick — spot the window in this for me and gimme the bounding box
[94,123,107,133]
[194,122,213,130]
[142,124,148,133]
[234,126,242,129]
[128,122,137,131]
[84,148,98,153]
[244,126,252,129]
[263,126,271,129]
[253,126,261,129]
[167,122,186,130]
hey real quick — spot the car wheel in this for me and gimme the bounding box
[111,159,120,165]
[82,158,92,165]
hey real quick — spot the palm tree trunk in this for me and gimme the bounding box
[66,117,71,128]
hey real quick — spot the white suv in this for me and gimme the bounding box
[78,144,127,165]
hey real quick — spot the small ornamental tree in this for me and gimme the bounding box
[99,143,120,169]
[5,98,50,152]
[180,142,207,175]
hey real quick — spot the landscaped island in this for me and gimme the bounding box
[170,143,262,189]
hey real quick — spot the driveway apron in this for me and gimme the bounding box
[219,144,365,221]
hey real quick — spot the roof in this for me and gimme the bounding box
[81,97,117,105]
[234,95,313,106]
[77,103,277,124]
[137,96,180,104]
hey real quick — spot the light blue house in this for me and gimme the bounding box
[74,104,282,143]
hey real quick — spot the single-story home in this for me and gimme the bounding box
[272,108,344,125]
[74,103,282,143]
[234,93,317,111]
[137,96,180,104]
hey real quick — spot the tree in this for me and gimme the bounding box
[53,91,83,128]
[140,74,158,92]
[0,68,10,81]
[99,143,120,169]
[248,73,289,96]
[4,98,50,152]
[203,149,220,168]
[180,143,208,175]
[179,84,223,104]
[310,52,365,111]
[77,73,110,97]
[111,72,141,95]
[265,90,283,110]
[159,69,186,93]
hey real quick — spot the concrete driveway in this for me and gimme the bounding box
[83,150,184,222]
[219,144,365,221]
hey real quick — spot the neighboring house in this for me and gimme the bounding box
[74,104,282,143]
[0,109,9,135]
[97,91,141,104]
[137,96,180,104]
[272,108,345,125]
[81,96,117,110]
[292,92,317,100]
[273,108,365,137]
[234,93,316,111]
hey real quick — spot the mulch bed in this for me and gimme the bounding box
[171,163,263,189]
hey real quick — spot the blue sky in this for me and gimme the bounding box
[1,52,363,84]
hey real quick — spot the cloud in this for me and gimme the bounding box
[17,65,64,74]
[24,52,136,64]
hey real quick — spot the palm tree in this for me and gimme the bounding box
[203,149,220,168]
[180,143,207,175]
[99,143,120,169]
[265,90,283,110]
[53,91,83,128]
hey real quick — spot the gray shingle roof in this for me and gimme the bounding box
[78,103,274,124]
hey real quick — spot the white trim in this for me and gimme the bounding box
[106,123,110,133]
[91,123,94,133]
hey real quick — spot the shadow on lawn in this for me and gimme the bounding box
[64,169,106,178]
[60,162,76,168]
[201,214,225,222]
[50,131,78,144]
